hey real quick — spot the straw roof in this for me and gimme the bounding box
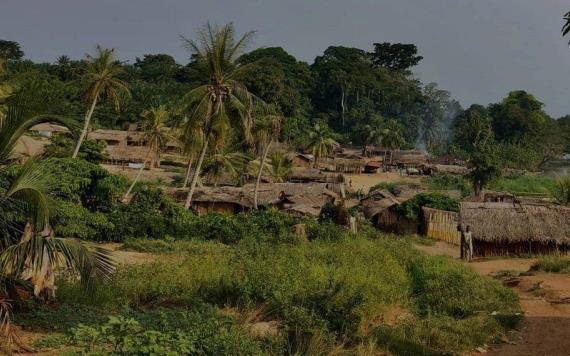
[361,189,401,219]
[30,123,69,133]
[460,202,570,245]
[10,136,49,160]
[425,164,469,175]
[169,183,339,216]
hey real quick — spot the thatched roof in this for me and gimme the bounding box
[10,136,49,160]
[30,123,69,133]
[460,202,570,245]
[391,150,428,165]
[169,183,339,216]
[361,189,400,219]
[425,164,470,175]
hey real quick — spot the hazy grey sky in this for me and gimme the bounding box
[2,0,570,116]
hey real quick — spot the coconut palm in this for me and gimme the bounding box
[122,105,173,202]
[269,152,292,183]
[73,46,130,158]
[179,23,256,208]
[382,120,405,164]
[0,107,114,340]
[307,123,338,168]
[253,108,282,209]
[202,145,250,187]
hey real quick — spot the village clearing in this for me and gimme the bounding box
[416,241,570,356]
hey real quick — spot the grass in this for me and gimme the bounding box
[531,255,570,273]
[41,233,520,355]
[488,175,557,197]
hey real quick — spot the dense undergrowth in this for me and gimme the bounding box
[18,211,521,355]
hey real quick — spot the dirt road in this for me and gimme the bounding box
[416,241,570,356]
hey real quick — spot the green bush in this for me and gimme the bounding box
[52,199,114,241]
[423,173,472,197]
[396,193,459,220]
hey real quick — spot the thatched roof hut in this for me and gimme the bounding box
[30,123,69,137]
[169,183,338,217]
[361,189,400,219]
[459,202,570,256]
[424,164,470,175]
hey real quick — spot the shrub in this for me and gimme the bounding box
[423,173,472,196]
[52,199,114,241]
[396,193,459,220]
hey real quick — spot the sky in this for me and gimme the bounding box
[2,0,570,117]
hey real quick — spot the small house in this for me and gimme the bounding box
[459,202,570,257]
[288,153,314,168]
[30,123,69,138]
[422,207,461,245]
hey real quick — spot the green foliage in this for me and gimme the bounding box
[552,174,570,205]
[52,235,519,355]
[488,175,556,197]
[423,173,473,196]
[44,135,108,163]
[69,310,262,355]
[396,193,459,220]
[531,255,570,273]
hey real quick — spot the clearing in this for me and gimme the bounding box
[417,241,570,356]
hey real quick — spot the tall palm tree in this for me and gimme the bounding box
[382,120,405,164]
[0,107,114,301]
[253,108,282,209]
[307,123,338,168]
[122,105,172,202]
[73,46,130,158]
[179,23,256,208]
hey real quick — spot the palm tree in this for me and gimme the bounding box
[307,123,338,168]
[0,107,114,303]
[122,105,172,202]
[202,146,250,187]
[563,11,570,42]
[253,108,282,209]
[269,152,292,183]
[382,120,405,164]
[73,46,130,158]
[179,23,256,208]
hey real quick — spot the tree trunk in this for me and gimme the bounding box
[185,97,222,209]
[185,138,209,209]
[122,149,153,203]
[254,141,272,210]
[73,93,99,158]
[340,87,345,128]
[182,156,195,188]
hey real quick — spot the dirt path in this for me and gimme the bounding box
[416,241,570,356]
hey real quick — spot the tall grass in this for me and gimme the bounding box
[55,235,520,354]
[531,255,570,273]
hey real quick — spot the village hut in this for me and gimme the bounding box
[463,190,516,203]
[169,183,339,217]
[364,161,382,174]
[288,153,314,168]
[459,202,570,257]
[423,164,470,176]
[361,189,400,220]
[390,150,428,170]
[30,123,69,138]
[10,136,50,163]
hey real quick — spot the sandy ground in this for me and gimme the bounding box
[416,241,570,356]
[344,172,423,194]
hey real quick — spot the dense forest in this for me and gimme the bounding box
[1,32,569,173]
